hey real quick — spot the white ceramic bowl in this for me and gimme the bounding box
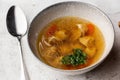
[28,1,114,75]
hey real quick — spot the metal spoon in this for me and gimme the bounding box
[6,6,30,80]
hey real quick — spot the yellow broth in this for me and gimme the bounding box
[36,16,105,70]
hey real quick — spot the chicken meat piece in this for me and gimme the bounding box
[77,24,88,36]
[79,36,95,47]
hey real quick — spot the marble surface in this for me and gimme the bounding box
[0,0,120,80]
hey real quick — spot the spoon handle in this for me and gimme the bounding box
[18,37,30,80]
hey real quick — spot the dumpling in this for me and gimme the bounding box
[69,28,81,42]
[58,43,72,55]
[54,30,68,41]
[85,47,96,58]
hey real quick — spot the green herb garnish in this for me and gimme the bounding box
[61,49,87,66]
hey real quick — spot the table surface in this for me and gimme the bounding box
[0,0,120,80]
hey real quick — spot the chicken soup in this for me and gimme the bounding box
[37,16,105,70]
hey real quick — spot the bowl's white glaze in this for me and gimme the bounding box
[28,1,114,75]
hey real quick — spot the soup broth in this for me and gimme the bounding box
[37,16,105,70]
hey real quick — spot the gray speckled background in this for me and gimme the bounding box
[0,0,120,80]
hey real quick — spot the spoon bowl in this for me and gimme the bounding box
[6,6,27,37]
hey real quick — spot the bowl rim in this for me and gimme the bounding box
[27,1,115,72]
